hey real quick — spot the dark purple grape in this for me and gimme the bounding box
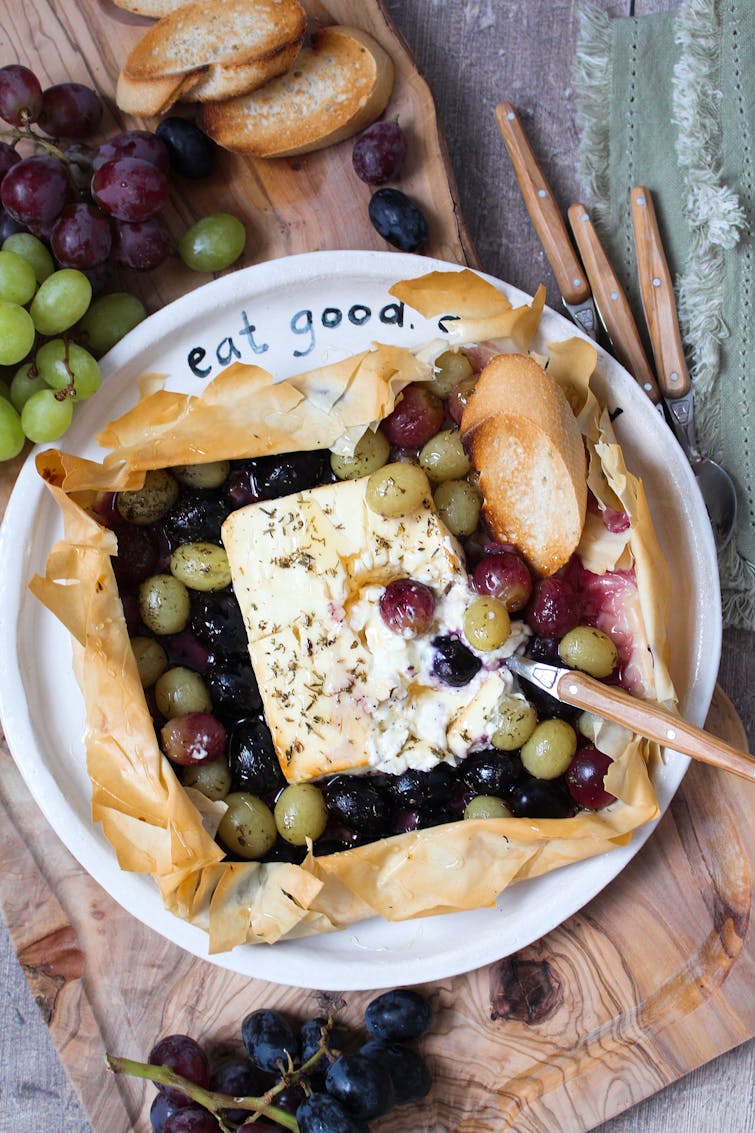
[314,821,364,855]
[228,718,283,795]
[360,1040,432,1105]
[241,1009,298,1073]
[81,259,113,297]
[388,764,456,809]
[113,215,174,271]
[299,1017,350,1064]
[94,130,170,173]
[113,524,157,586]
[325,1052,394,1119]
[91,157,168,222]
[50,202,112,269]
[224,465,260,508]
[38,82,103,137]
[156,117,218,179]
[431,634,481,687]
[275,1082,308,1116]
[322,775,390,840]
[365,988,432,1043]
[163,1110,220,1133]
[297,1093,362,1133]
[166,492,228,543]
[526,635,561,665]
[461,749,525,798]
[390,806,422,835]
[509,778,573,819]
[352,121,408,185]
[64,142,96,191]
[368,186,428,252]
[148,1034,210,1105]
[526,577,581,638]
[208,659,262,717]
[246,449,330,500]
[0,64,43,125]
[161,630,212,673]
[0,142,21,182]
[191,591,248,653]
[379,577,436,637]
[119,590,142,636]
[160,712,227,765]
[1,154,68,225]
[472,551,533,613]
[565,747,615,809]
[150,1094,204,1133]
[209,1055,265,1124]
[0,206,25,240]
[380,383,443,448]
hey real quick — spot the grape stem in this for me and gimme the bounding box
[0,123,69,164]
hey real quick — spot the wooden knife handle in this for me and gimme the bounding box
[495,102,590,305]
[567,202,662,406]
[630,186,691,399]
[557,670,755,783]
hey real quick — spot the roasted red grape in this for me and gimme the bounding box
[352,121,408,184]
[148,1034,210,1105]
[50,202,112,268]
[379,577,436,636]
[0,64,43,125]
[565,747,616,809]
[1,154,68,225]
[446,374,478,425]
[526,576,581,637]
[38,82,103,137]
[91,157,168,222]
[380,383,443,448]
[160,712,227,765]
[473,550,533,611]
[112,216,173,271]
[94,129,170,173]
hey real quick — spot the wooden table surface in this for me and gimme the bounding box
[1,1,753,1131]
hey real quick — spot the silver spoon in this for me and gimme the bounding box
[630,187,738,551]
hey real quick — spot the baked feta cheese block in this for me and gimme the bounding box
[222,477,528,783]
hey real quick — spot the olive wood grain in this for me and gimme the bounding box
[556,670,755,782]
[630,186,691,399]
[567,202,662,406]
[495,102,590,306]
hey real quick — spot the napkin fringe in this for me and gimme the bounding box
[574,3,613,227]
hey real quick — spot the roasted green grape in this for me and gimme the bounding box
[558,625,619,678]
[520,719,577,780]
[117,469,179,525]
[218,792,277,859]
[462,596,511,651]
[330,429,390,480]
[274,783,328,845]
[433,478,481,537]
[155,665,212,718]
[491,696,538,751]
[182,757,232,801]
[138,573,190,636]
[464,795,512,820]
[170,542,231,591]
[428,349,474,398]
[365,461,430,517]
[171,460,231,490]
[418,428,470,482]
[130,635,168,688]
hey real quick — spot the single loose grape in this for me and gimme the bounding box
[170,542,231,591]
[419,428,471,482]
[171,460,230,490]
[117,469,179,525]
[155,666,212,718]
[29,268,92,335]
[462,594,511,651]
[218,792,277,860]
[491,697,538,750]
[428,349,474,397]
[139,573,190,635]
[76,291,146,354]
[274,783,328,845]
[130,635,168,688]
[181,757,232,801]
[160,711,227,766]
[365,461,430,517]
[9,362,46,411]
[3,232,54,283]
[464,795,513,820]
[558,625,619,678]
[178,213,246,272]
[0,398,25,460]
[520,719,577,780]
[36,339,101,399]
[330,429,390,480]
[0,300,35,365]
[20,388,74,443]
[0,248,37,305]
[433,478,481,537]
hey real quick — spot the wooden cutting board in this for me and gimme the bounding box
[0,1,753,1131]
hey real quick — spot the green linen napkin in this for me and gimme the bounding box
[574,0,754,630]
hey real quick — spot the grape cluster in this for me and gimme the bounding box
[110,988,433,1132]
[0,63,245,461]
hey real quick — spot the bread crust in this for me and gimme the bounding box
[461,353,587,575]
[199,25,395,157]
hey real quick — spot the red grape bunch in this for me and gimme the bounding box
[0,62,245,462]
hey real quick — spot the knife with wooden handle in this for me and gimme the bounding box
[567,202,663,411]
[495,101,598,340]
[506,655,754,783]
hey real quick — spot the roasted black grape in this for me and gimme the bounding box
[190,590,248,654]
[431,635,482,687]
[461,749,526,798]
[165,491,229,544]
[509,778,573,819]
[228,718,283,795]
[388,763,457,809]
[322,775,390,840]
[207,659,262,718]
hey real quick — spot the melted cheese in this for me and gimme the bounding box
[222,479,526,783]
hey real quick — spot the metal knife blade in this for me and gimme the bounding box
[495,102,598,341]
[506,654,754,782]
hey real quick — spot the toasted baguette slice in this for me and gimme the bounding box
[111,0,192,15]
[461,353,587,576]
[187,41,302,101]
[116,68,199,117]
[124,0,306,78]
[199,25,394,157]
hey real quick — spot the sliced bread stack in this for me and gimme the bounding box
[460,353,587,576]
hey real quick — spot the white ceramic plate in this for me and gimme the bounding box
[0,251,721,990]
